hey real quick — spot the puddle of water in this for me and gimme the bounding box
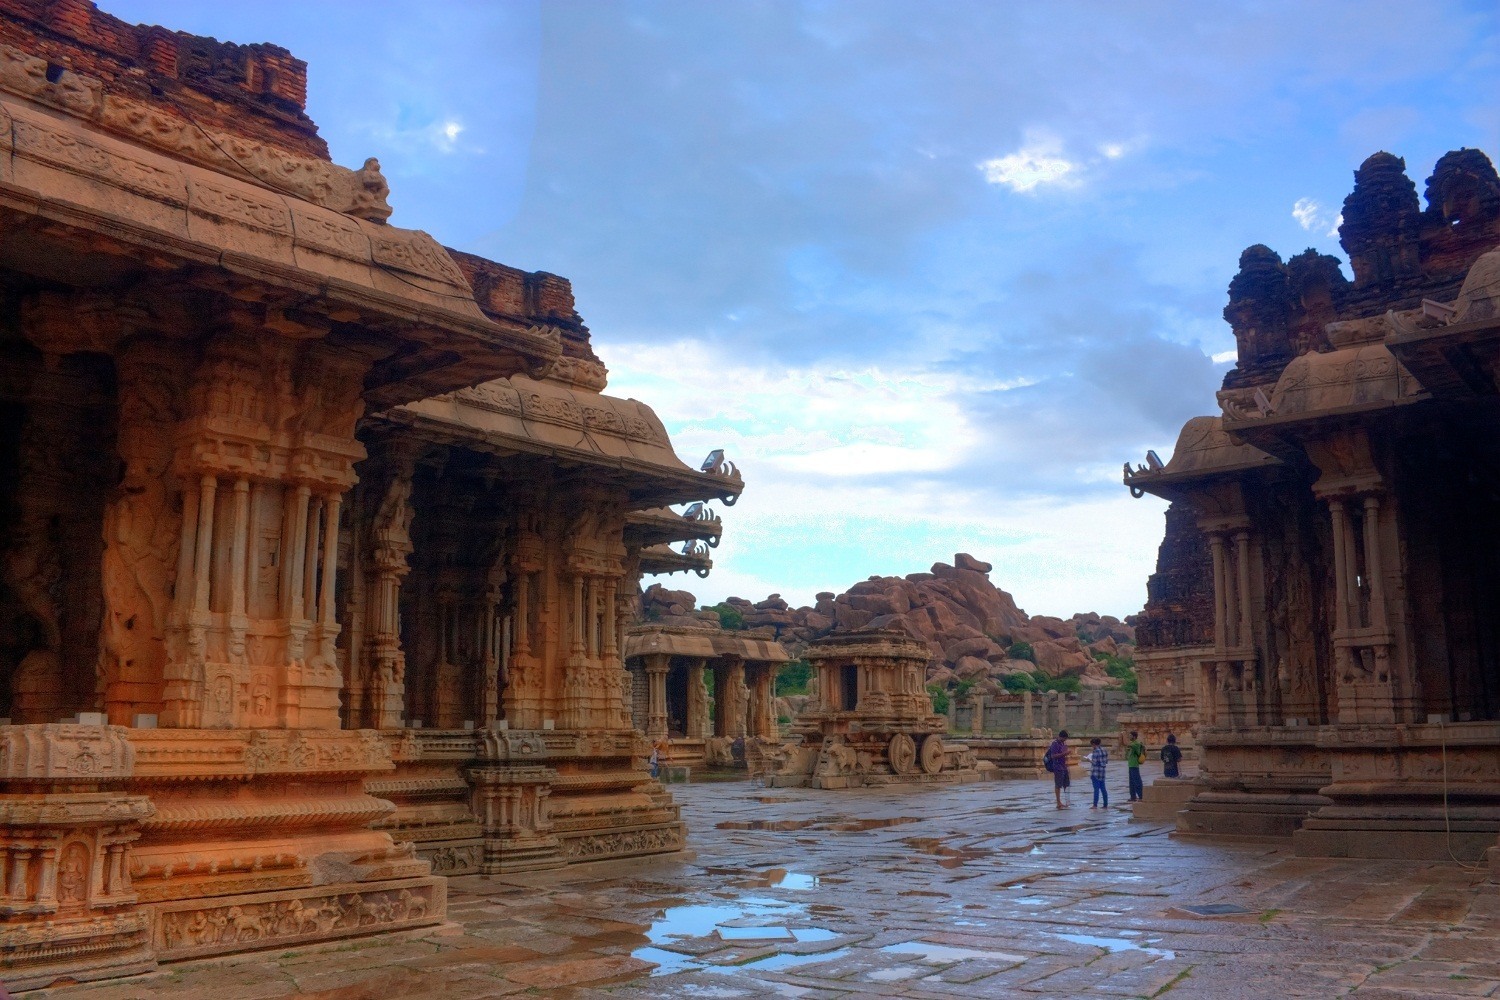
[635,945,700,976]
[635,897,846,977]
[718,926,794,942]
[1056,933,1175,960]
[881,941,1027,964]
[1013,896,1050,906]
[826,816,922,832]
[737,947,853,972]
[761,868,820,890]
[868,965,922,982]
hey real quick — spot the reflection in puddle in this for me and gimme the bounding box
[717,815,921,833]
[635,898,846,978]
[868,965,922,981]
[741,947,852,972]
[761,868,820,890]
[881,941,1026,965]
[718,926,794,942]
[1056,932,1175,959]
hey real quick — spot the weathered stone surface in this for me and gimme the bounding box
[1126,146,1500,865]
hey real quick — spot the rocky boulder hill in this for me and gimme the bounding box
[640,553,1136,696]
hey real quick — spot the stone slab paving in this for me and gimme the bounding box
[25,776,1500,999]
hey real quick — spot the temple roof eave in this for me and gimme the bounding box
[624,625,791,663]
[637,543,714,579]
[0,94,560,406]
[382,384,744,510]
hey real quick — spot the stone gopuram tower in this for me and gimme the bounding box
[1125,147,1500,869]
[0,0,741,989]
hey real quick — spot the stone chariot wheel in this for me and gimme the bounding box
[887,733,917,775]
[919,734,946,775]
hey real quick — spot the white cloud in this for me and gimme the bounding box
[605,339,1163,618]
[1211,349,1237,364]
[1100,143,1126,159]
[979,133,1080,192]
[1293,198,1343,238]
[1292,196,1322,230]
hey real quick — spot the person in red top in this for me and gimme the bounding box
[1044,730,1071,808]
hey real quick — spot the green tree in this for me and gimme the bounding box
[709,602,744,630]
[776,659,812,695]
[927,684,950,715]
[1007,641,1035,662]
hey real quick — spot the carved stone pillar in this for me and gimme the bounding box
[748,663,775,738]
[365,461,415,729]
[724,657,748,738]
[644,654,669,738]
[685,659,709,739]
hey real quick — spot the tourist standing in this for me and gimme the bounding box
[649,740,662,779]
[1125,731,1146,801]
[1161,733,1183,778]
[1086,737,1110,808]
[1045,730,1071,808]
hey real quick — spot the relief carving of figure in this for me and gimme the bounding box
[100,359,180,704]
[58,843,89,905]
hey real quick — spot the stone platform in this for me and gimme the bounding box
[29,776,1500,999]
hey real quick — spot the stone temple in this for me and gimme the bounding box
[0,0,742,988]
[1126,147,1500,868]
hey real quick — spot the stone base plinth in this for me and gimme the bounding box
[149,876,445,961]
[1131,777,1199,824]
[1116,710,1199,754]
[0,912,155,992]
[1174,791,1332,840]
[964,737,1051,779]
[1294,805,1500,862]
[376,728,687,874]
[1287,722,1500,863]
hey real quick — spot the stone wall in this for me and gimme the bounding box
[953,690,1137,736]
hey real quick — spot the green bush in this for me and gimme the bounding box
[1007,641,1035,662]
[709,602,744,630]
[1029,669,1081,694]
[776,659,812,695]
[1093,651,1139,695]
[927,684,949,715]
[1001,672,1038,693]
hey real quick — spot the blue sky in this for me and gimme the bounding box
[109,1,1500,617]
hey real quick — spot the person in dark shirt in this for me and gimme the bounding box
[1160,733,1183,778]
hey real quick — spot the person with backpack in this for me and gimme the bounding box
[1085,737,1110,808]
[1044,730,1071,808]
[1160,733,1183,778]
[1125,731,1146,801]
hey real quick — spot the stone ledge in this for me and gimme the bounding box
[149,874,444,962]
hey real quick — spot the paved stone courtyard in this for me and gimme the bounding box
[31,776,1500,999]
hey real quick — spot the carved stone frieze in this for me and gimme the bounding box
[0,725,135,782]
[152,877,444,961]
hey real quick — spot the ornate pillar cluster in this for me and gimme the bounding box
[643,653,670,738]
[1202,519,1261,727]
[1306,433,1416,724]
[559,499,630,731]
[160,331,368,731]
